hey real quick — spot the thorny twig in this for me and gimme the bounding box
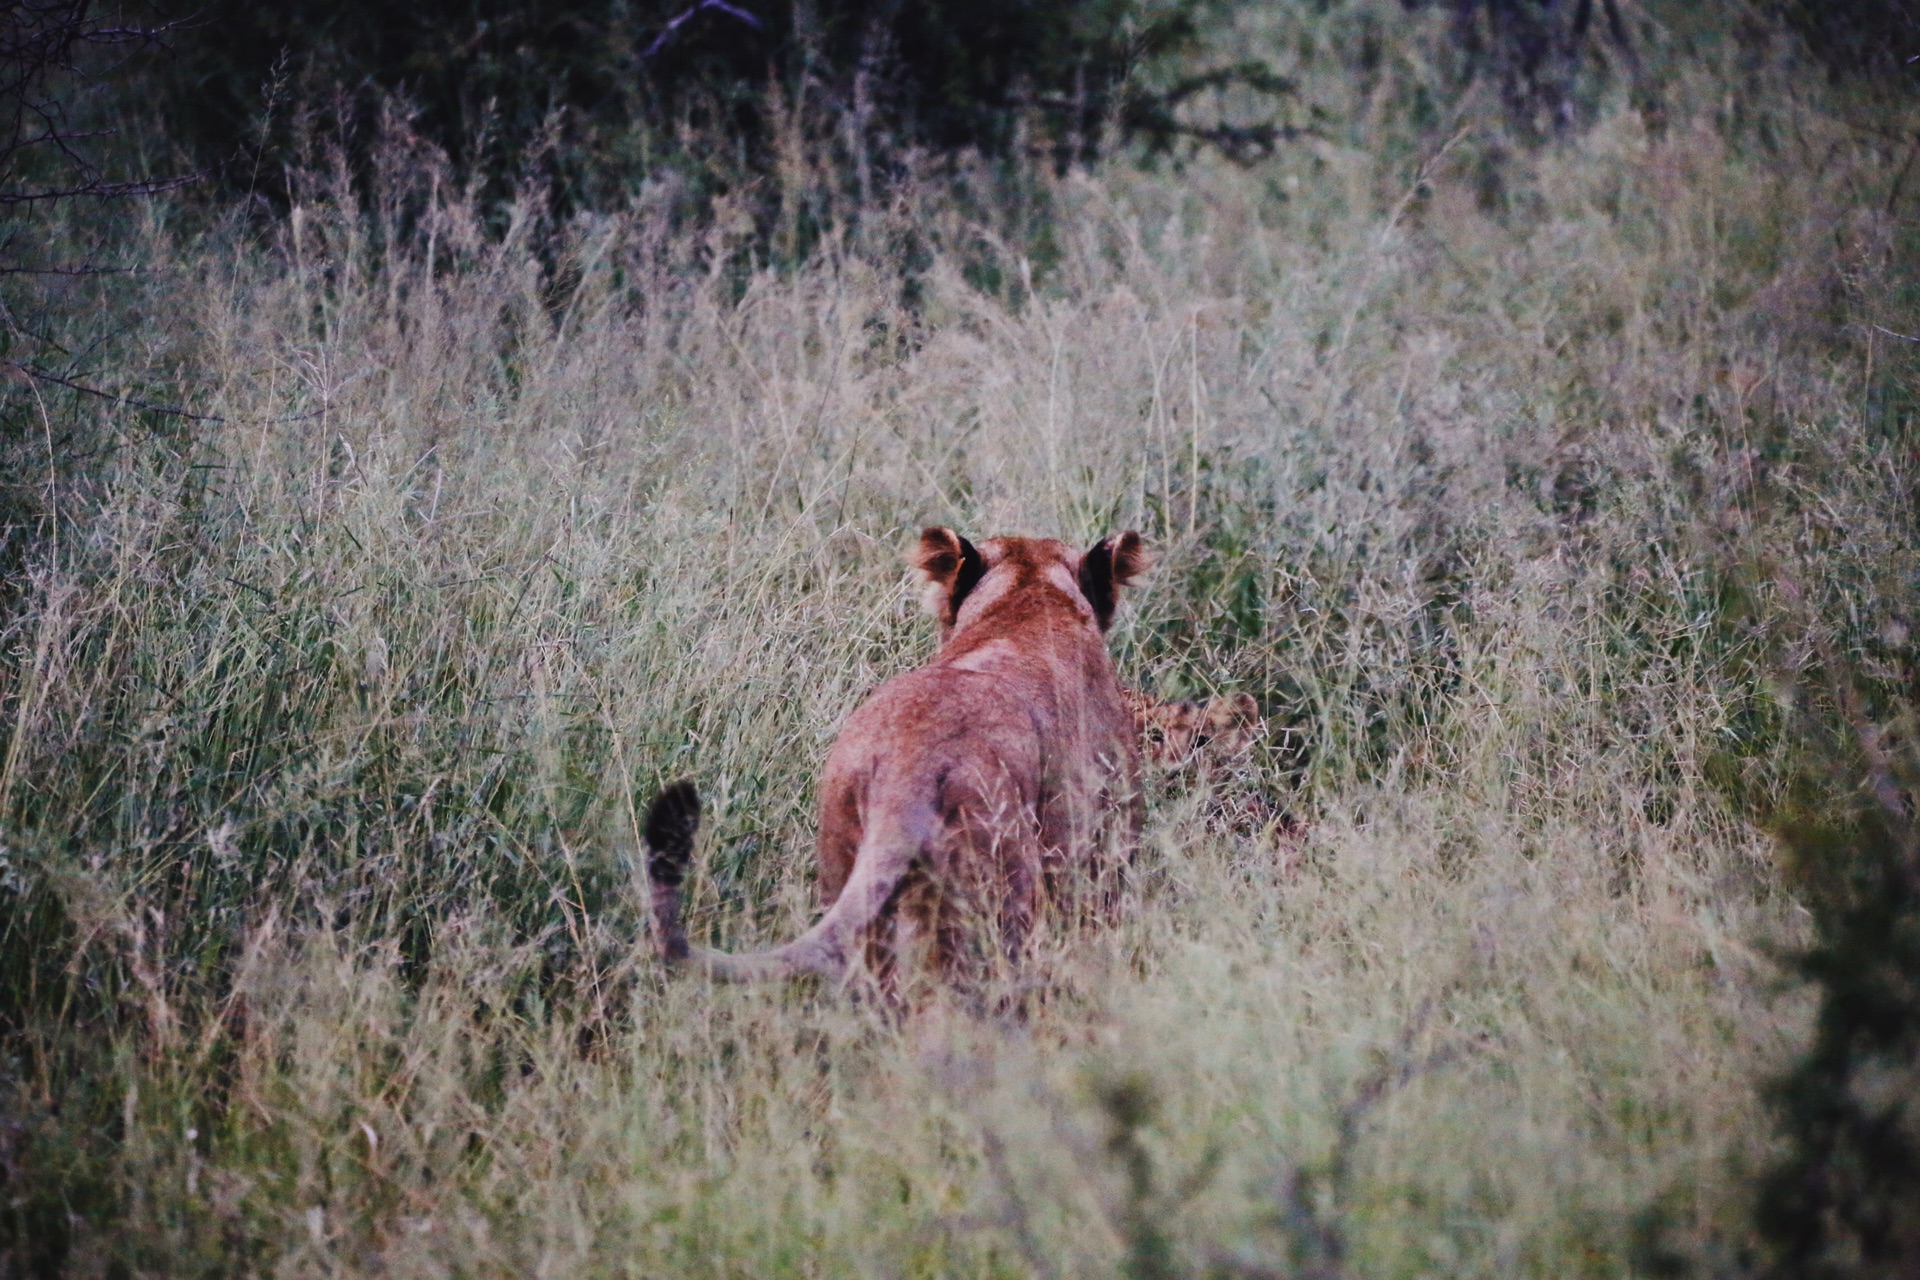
[2,2,199,208]
[978,1126,1061,1280]
[954,999,1480,1280]
[1214,998,1482,1280]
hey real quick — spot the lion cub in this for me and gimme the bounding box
[643,528,1148,986]
[1125,689,1261,769]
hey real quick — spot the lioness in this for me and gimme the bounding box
[643,528,1148,986]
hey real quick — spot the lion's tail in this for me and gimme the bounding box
[642,778,927,983]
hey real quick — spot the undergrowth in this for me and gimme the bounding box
[1,5,1917,1275]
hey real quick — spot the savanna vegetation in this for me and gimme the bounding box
[2,2,1918,1276]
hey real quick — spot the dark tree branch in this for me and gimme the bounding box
[5,360,225,422]
[0,262,135,275]
[639,0,765,62]
[0,1,196,216]
[0,170,201,206]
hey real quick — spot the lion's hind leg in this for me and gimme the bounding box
[915,791,1042,995]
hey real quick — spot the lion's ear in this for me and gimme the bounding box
[1078,531,1150,630]
[912,527,986,624]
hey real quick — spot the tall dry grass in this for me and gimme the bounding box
[2,10,1918,1275]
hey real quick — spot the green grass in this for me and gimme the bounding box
[2,8,1918,1275]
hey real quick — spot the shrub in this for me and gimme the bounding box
[1753,695,1920,1279]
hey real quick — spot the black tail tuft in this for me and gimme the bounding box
[644,778,701,888]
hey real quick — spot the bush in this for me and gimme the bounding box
[163,0,1296,213]
[1753,696,1920,1279]
[1773,0,1920,78]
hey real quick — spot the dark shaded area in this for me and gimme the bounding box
[1753,702,1920,1280]
[1400,0,1649,135]
[1,0,189,209]
[158,0,1295,212]
[1775,0,1920,77]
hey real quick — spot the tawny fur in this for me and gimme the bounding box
[1124,687,1300,844]
[1124,689,1261,768]
[643,528,1148,987]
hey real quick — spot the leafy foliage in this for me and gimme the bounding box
[1753,702,1920,1280]
[162,0,1295,212]
[1397,0,1649,135]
